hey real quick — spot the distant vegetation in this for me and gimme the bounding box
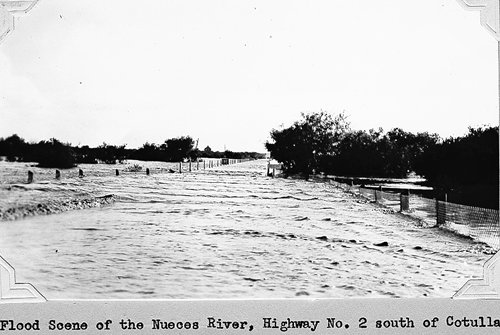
[266,111,498,208]
[415,126,499,209]
[0,134,265,169]
[0,135,76,168]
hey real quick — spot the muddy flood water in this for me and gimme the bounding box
[0,159,492,299]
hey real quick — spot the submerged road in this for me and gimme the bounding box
[0,159,491,299]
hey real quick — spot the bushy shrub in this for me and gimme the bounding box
[34,138,76,168]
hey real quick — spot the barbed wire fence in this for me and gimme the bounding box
[327,179,499,251]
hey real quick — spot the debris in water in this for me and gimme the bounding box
[243,277,261,282]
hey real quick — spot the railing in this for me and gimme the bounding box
[328,179,500,251]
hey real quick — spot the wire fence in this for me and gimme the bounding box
[328,179,500,251]
[1,158,253,184]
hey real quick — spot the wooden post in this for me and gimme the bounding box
[400,190,410,212]
[179,162,182,173]
[197,161,199,170]
[27,171,33,183]
[146,168,150,175]
[376,185,383,202]
[267,163,270,177]
[79,169,84,178]
[204,161,206,170]
[55,170,61,179]
[115,169,119,176]
[436,193,447,227]
[189,161,192,172]
[436,199,442,226]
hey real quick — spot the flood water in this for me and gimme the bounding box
[0,159,491,299]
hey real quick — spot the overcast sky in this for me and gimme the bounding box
[0,0,498,151]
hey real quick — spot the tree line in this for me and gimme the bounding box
[0,135,265,168]
[266,111,499,209]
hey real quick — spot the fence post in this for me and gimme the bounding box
[374,186,381,202]
[197,161,200,170]
[55,170,61,179]
[189,161,192,172]
[146,168,150,175]
[267,162,270,177]
[115,169,119,176]
[436,197,446,226]
[400,190,410,212]
[27,171,33,183]
[179,162,182,173]
[204,161,206,170]
[79,169,84,178]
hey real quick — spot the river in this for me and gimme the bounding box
[0,159,491,299]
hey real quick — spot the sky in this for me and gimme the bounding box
[0,0,498,152]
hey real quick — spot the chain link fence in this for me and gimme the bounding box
[328,179,499,251]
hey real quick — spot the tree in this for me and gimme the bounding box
[35,138,76,168]
[266,111,350,176]
[0,134,27,161]
[133,142,163,161]
[164,136,195,162]
[323,129,383,176]
[414,126,498,208]
[73,145,98,164]
[94,143,127,164]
